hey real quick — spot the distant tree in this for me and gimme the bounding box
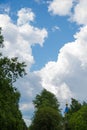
[82,101,87,106]
[0,28,27,130]
[69,98,81,114]
[29,89,62,130]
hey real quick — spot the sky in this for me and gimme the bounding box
[0,0,87,126]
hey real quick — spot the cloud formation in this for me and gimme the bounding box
[48,0,73,16]
[71,0,87,25]
[35,0,87,101]
[17,8,35,25]
[35,25,87,102]
[0,8,48,69]
[48,0,87,25]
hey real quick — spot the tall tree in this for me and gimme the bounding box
[30,89,62,130]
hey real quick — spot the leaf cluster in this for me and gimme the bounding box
[0,56,26,83]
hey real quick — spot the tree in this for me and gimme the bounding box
[69,105,87,130]
[30,106,62,130]
[30,89,62,130]
[0,28,27,130]
[69,98,81,114]
[33,89,60,111]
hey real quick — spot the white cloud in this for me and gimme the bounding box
[35,25,87,102]
[17,8,35,25]
[48,0,87,26]
[0,14,11,26]
[18,24,47,46]
[71,0,87,25]
[0,8,48,70]
[24,116,32,127]
[48,0,74,16]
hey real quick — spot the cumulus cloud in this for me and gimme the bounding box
[0,8,48,69]
[48,0,74,16]
[71,0,87,25]
[35,25,87,103]
[17,8,35,25]
[48,0,87,26]
[18,24,47,46]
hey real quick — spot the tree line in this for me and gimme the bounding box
[0,28,87,130]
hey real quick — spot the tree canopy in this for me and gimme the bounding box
[33,89,60,110]
[30,89,62,130]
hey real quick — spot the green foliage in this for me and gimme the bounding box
[69,105,87,130]
[30,106,62,130]
[0,56,26,83]
[30,89,62,130]
[33,89,59,111]
[69,98,81,114]
[63,98,82,130]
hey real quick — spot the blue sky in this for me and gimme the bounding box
[0,0,87,126]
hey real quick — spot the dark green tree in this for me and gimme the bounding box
[0,28,27,130]
[33,89,59,110]
[30,89,62,130]
[69,98,81,114]
[30,106,62,130]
